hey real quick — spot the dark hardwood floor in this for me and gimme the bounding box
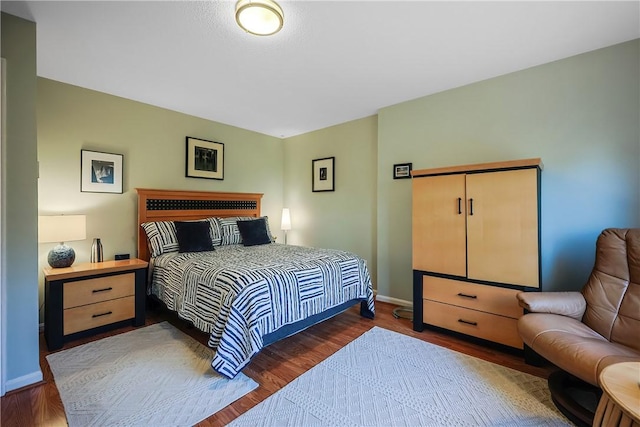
[1,301,555,426]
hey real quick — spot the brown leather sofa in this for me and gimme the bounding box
[516,228,640,424]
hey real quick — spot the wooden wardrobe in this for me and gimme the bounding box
[412,158,542,349]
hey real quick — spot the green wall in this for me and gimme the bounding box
[377,39,640,301]
[37,78,284,318]
[1,12,42,391]
[283,116,378,287]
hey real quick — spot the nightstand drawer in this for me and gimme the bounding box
[63,273,135,308]
[422,276,522,319]
[422,299,523,349]
[64,296,135,335]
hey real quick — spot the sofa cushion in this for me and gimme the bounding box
[518,313,640,386]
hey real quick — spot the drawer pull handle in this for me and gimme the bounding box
[457,293,477,299]
[92,287,113,293]
[92,311,112,318]
[458,319,478,326]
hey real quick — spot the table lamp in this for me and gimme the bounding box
[281,208,291,245]
[39,215,86,268]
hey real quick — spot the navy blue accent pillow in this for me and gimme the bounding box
[174,221,215,253]
[237,218,272,246]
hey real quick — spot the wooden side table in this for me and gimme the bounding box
[44,259,148,350]
[593,362,640,427]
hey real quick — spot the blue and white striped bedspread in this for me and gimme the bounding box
[151,244,375,378]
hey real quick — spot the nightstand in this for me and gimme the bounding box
[44,259,148,350]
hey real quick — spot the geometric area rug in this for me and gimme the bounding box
[230,326,571,427]
[46,322,258,427]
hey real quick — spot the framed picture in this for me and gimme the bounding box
[185,136,224,180]
[393,162,412,179]
[312,157,335,192]
[81,150,123,193]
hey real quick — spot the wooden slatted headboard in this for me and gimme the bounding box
[136,188,263,261]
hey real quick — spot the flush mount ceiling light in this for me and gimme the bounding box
[235,0,284,36]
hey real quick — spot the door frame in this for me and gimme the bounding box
[1,57,7,397]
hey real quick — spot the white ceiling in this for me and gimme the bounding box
[2,1,639,138]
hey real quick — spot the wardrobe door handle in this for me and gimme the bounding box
[457,198,462,214]
[469,198,474,216]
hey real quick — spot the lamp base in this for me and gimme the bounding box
[48,244,76,268]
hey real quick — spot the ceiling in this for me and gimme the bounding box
[2,1,639,138]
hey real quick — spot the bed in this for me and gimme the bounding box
[137,188,375,378]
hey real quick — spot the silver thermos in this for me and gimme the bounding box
[91,238,103,263]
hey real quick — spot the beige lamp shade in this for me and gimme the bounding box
[281,208,291,245]
[38,215,87,244]
[281,208,291,231]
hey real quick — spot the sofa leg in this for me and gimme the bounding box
[523,344,546,366]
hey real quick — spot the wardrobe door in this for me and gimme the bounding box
[412,174,467,276]
[466,168,539,287]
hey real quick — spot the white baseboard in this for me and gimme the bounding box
[5,370,43,393]
[374,294,412,307]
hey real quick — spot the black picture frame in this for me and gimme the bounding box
[81,149,124,193]
[393,163,412,179]
[185,136,224,180]
[312,157,335,192]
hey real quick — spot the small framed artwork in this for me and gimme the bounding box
[393,162,412,179]
[312,157,335,192]
[81,150,123,193]
[185,136,224,180]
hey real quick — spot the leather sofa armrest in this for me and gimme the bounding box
[516,292,586,320]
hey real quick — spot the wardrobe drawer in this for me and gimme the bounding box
[63,273,135,308]
[422,299,523,349]
[422,276,522,319]
[63,296,135,335]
